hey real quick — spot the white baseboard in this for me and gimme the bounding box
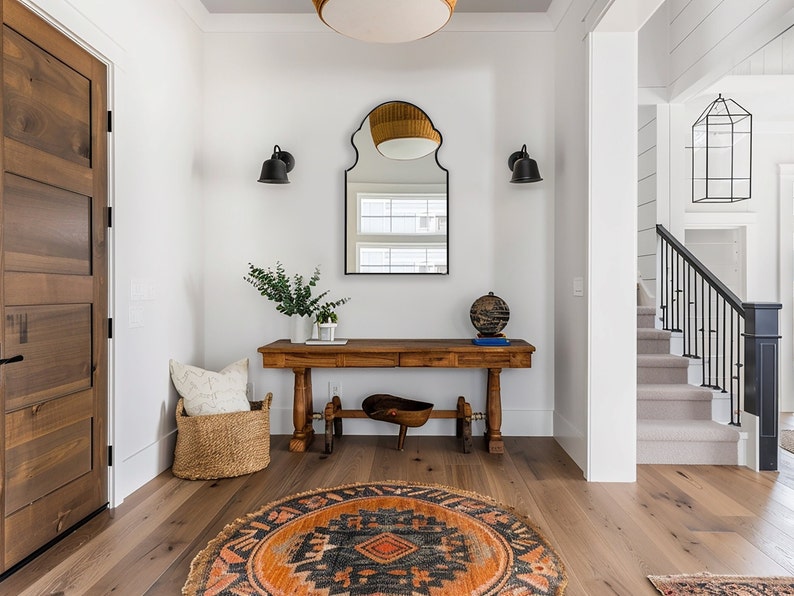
[113,429,177,507]
[742,413,760,471]
[552,411,586,474]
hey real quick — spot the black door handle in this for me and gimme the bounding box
[0,354,23,366]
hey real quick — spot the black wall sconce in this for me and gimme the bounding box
[258,145,295,184]
[508,144,542,183]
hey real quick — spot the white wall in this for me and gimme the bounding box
[553,1,590,472]
[201,30,556,439]
[24,0,205,504]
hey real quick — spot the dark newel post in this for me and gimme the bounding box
[743,302,782,471]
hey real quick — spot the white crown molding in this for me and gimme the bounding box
[173,0,211,30]
[173,1,553,33]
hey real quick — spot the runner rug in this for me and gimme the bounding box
[781,429,794,454]
[649,573,794,595]
[183,481,567,595]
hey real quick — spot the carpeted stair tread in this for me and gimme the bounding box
[637,328,673,354]
[637,419,740,442]
[637,383,714,420]
[637,354,690,368]
[637,384,713,401]
[637,354,690,384]
[637,328,671,340]
[637,306,656,329]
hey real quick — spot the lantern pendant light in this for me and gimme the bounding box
[691,94,752,203]
[312,0,457,44]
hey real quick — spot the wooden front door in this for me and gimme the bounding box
[0,0,108,572]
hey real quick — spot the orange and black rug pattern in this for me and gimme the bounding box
[184,481,567,595]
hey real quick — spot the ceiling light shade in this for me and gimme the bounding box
[369,102,441,160]
[312,0,457,44]
[508,144,542,183]
[258,145,295,184]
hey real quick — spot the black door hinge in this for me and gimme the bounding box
[107,206,112,228]
[108,318,113,339]
[107,110,112,132]
[108,445,113,466]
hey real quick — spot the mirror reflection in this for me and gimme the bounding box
[345,101,448,274]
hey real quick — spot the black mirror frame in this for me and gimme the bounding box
[344,100,449,276]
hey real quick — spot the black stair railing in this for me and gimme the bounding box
[656,224,781,471]
[657,224,744,423]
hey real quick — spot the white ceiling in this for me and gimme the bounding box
[198,0,553,14]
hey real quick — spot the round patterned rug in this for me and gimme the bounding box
[183,481,567,595]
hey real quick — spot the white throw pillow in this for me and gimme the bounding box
[169,358,251,416]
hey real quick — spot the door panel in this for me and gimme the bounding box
[5,418,92,514]
[0,0,107,572]
[4,304,92,410]
[2,25,91,167]
[4,473,100,567]
[4,173,91,275]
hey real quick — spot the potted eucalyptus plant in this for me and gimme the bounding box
[244,261,349,343]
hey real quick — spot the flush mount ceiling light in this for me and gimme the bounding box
[369,102,441,160]
[312,0,457,44]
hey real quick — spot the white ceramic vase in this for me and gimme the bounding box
[289,314,314,343]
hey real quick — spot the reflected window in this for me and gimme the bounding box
[359,194,447,234]
[354,193,447,273]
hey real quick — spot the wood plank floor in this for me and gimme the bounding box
[2,418,794,595]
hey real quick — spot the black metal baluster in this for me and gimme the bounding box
[701,276,706,386]
[659,238,666,328]
[720,298,728,393]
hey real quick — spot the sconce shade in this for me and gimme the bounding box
[369,102,441,160]
[508,145,542,183]
[258,145,295,184]
[312,0,457,44]
[691,94,752,203]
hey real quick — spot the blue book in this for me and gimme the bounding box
[472,337,510,346]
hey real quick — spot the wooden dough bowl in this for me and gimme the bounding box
[362,393,434,450]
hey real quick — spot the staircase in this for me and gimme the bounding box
[636,306,741,464]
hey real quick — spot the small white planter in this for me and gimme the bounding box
[318,322,338,342]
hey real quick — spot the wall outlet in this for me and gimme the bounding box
[329,381,341,400]
[246,382,254,401]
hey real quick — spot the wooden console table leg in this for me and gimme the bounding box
[289,367,315,452]
[486,368,505,454]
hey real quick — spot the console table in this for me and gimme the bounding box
[257,338,535,454]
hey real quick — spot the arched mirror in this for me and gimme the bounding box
[345,101,448,274]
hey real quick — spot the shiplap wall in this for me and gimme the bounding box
[638,105,658,283]
[730,24,794,75]
[668,0,794,99]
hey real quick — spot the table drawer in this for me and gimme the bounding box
[342,353,399,367]
[282,354,340,367]
[400,353,454,367]
[456,353,512,367]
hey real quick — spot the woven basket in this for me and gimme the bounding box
[172,393,272,480]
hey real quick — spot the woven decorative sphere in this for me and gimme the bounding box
[469,292,510,336]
